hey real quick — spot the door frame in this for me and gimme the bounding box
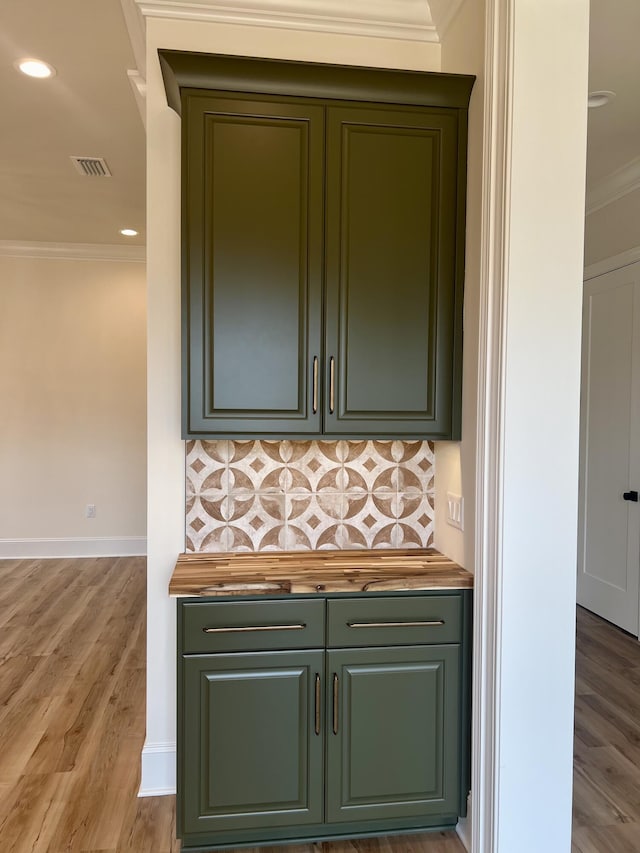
[472,1,589,851]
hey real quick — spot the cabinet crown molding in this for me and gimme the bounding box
[158,50,475,115]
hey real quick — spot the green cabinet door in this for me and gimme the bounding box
[181,649,324,835]
[326,645,460,824]
[324,105,462,438]
[183,94,325,437]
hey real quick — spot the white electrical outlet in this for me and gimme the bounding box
[446,492,463,530]
[86,504,96,519]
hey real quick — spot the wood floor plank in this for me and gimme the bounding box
[572,606,640,850]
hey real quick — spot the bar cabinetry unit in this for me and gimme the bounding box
[176,590,471,851]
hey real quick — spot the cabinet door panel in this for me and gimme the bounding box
[181,650,324,834]
[324,105,460,437]
[326,645,460,823]
[184,95,324,436]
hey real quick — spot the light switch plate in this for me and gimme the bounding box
[446,492,464,530]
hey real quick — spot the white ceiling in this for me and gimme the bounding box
[587,0,640,187]
[0,0,636,246]
[0,0,145,246]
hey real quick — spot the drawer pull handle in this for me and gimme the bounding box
[202,623,306,634]
[346,620,445,629]
[315,674,321,736]
[333,673,339,735]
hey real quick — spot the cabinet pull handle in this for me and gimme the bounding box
[346,620,445,629]
[332,673,339,735]
[315,674,321,736]
[329,356,335,414]
[312,356,319,414]
[202,623,306,634]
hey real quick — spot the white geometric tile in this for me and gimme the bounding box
[185,439,435,553]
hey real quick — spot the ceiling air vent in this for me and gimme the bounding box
[70,156,112,177]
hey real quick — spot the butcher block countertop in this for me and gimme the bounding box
[169,548,473,597]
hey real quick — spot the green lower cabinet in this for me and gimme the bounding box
[326,646,460,824]
[181,650,324,835]
[177,593,470,850]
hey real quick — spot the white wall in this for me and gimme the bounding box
[584,187,640,267]
[0,252,147,558]
[142,14,441,795]
[434,0,486,572]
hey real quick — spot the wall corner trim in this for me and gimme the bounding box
[584,246,640,281]
[471,0,514,849]
[139,741,176,797]
[0,240,145,262]
[429,0,468,40]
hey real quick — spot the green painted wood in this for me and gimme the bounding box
[326,645,460,824]
[181,598,325,653]
[326,595,462,648]
[458,589,473,816]
[175,69,471,440]
[179,818,457,850]
[183,94,324,436]
[182,649,324,835]
[176,591,470,849]
[159,51,475,116]
[324,104,460,437]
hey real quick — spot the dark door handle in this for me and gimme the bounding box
[623,491,638,502]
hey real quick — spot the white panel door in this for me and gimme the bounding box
[577,262,640,635]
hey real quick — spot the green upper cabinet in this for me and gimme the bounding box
[183,95,325,436]
[160,52,474,440]
[324,105,459,437]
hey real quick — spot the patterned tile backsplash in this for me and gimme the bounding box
[186,440,435,552]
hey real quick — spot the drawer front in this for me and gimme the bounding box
[327,595,461,647]
[181,599,325,653]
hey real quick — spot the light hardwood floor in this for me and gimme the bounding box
[2,559,638,852]
[0,557,463,853]
[572,606,640,852]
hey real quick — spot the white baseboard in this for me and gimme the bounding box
[139,741,176,797]
[0,536,147,559]
[456,792,472,851]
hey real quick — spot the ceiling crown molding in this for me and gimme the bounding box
[134,0,439,42]
[586,155,640,216]
[0,241,145,262]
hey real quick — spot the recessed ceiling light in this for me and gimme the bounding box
[120,228,139,237]
[588,90,616,109]
[16,58,56,79]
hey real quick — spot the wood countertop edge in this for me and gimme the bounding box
[169,549,474,597]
